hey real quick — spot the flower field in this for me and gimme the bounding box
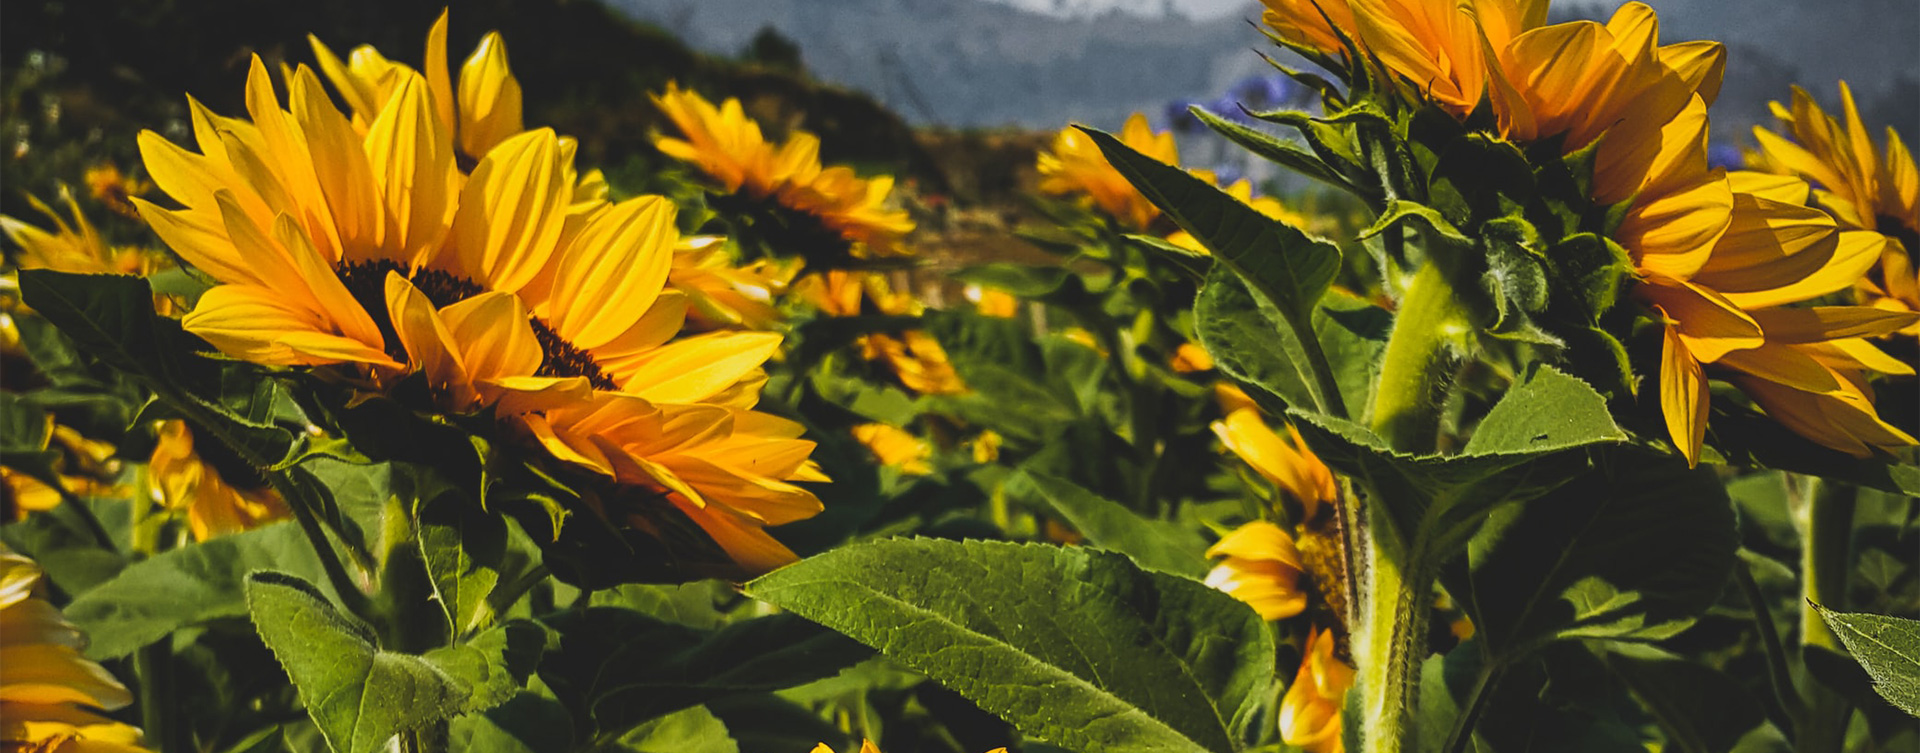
[1,1,1916,752]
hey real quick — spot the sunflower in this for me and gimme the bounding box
[135,24,824,571]
[849,423,933,475]
[146,420,289,541]
[962,284,1019,318]
[794,271,968,396]
[1,418,124,523]
[135,50,774,406]
[1257,0,1911,462]
[1037,112,1178,231]
[1279,626,1354,753]
[1213,408,1339,521]
[1751,83,1920,335]
[1,187,157,277]
[1205,521,1309,621]
[1,547,149,753]
[669,236,799,331]
[652,83,914,256]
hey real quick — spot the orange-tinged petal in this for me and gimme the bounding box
[1618,169,1731,278]
[288,66,383,258]
[1640,275,1763,361]
[183,286,396,368]
[1749,306,1920,342]
[1657,40,1724,105]
[384,272,474,408]
[424,10,456,143]
[1718,230,1887,309]
[1658,321,1708,466]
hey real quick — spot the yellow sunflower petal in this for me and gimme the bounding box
[362,70,455,268]
[446,128,571,294]
[456,32,524,158]
[436,291,542,385]
[1718,230,1887,309]
[614,331,782,404]
[546,196,677,348]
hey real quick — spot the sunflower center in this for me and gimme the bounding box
[334,260,618,391]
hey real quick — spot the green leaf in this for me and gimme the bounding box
[65,522,334,660]
[540,609,870,737]
[1079,125,1343,415]
[422,620,547,713]
[606,705,739,753]
[745,538,1275,753]
[1196,265,1314,412]
[1190,106,1354,192]
[1813,605,1920,716]
[448,692,574,753]
[246,571,471,753]
[418,494,507,637]
[1465,450,1739,657]
[1010,470,1210,577]
[1079,125,1341,319]
[1462,365,1625,455]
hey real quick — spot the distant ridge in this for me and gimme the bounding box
[610,0,1916,138]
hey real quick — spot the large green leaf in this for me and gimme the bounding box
[245,572,538,753]
[744,538,1275,753]
[1010,470,1209,577]
[65,522,332,660]
[1465,450,1738,657]
[539,609,870,737]
[1813,605,1920,716]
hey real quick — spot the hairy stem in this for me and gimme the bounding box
[1369,264,1469,453]
[1353,496,1434,753]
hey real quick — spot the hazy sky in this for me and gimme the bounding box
[981,0,1251,19]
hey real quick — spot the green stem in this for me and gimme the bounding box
[135,642,177,752]
[1353,496,1434,753]
[1795,479,1855,753]
[262,468,372,619]
[1370,264,1469,453]
[1441,662,1504,753]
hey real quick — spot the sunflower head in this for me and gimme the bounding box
[652,83,914,258]
[1037,112,1176,231]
